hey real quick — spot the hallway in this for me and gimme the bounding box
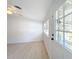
[7,41,49,59]
[7,0,72,59]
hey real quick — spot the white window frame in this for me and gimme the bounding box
[55,1,72,53]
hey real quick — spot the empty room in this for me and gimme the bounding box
[7,0,72,59]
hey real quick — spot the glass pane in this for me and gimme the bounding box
[65,24,72,31]
[56,22,63,30]
[65,14,72,24]
[64,0,72,15]
[65,32,72,50]
[56,19,59,30]
[65,14,72,31]
[59,32,63,45]
[44,20,49,36]
[56,24,58,30]
[58,18,63,30]
[58,7,63,18]
[59,23,63,30]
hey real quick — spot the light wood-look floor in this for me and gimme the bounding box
[7,41,49,59]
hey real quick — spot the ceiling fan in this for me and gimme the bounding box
[7,4,23,16]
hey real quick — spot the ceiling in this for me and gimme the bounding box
[8,0,65,21]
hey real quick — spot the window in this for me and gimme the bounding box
[55,0,72,52]
[58,7,63,18]
[44,20,49,36]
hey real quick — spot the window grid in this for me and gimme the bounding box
[55,0,72,52]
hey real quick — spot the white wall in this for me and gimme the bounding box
[43,0,72,59]
[7,14,43,44]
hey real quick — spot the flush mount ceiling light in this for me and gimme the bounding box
[7,5,22,15]
[7,10,13,14]
[7,6,15,14]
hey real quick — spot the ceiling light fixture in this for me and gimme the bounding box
[7,10,13,14]
[7,5,22,15]
[7,6,15,15]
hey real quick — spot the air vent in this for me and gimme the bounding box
[14,5,22,9]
